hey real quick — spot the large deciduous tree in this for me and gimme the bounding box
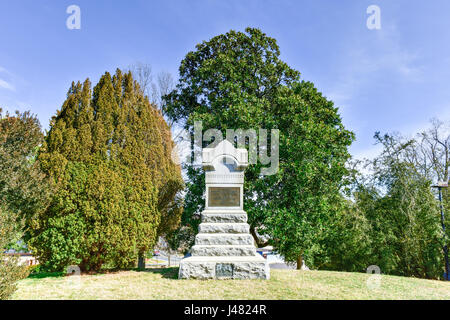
[0,109,49,299]
[30,69,183,272]
[164,28,354,267]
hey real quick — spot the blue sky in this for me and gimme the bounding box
[1,0,450,159]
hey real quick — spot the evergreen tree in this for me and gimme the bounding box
[31,70,183,272]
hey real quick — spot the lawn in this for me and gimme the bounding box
[12,268,450,300]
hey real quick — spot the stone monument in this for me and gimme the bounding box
[178,139,270,280]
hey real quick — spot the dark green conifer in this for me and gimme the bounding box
[31,69,183,271]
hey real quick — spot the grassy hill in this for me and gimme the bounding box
[12,267,450,300]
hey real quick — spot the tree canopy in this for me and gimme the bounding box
[164,27,355,267]
[0,109,46,298]
[339,132,445,278]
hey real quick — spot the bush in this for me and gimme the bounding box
[0,255,30,300]
[0,110,47,299]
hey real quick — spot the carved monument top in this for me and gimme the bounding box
[202,140,248,172]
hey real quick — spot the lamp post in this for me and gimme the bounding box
[432,181,449,281]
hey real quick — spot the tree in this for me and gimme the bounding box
[30,69,183,272]
[344,132,444,278]
[313,125,448,279]
[372,122,450,276]
[0,109,48,299]
[0,210,29,299]
[129,63,185,268]
[129,62,176,125]
[413,119,449,182]
[408,120,450,242]
[256,82,354,268]
[164,28,354,267]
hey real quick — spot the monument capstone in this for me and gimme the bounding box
[178,139,270,280]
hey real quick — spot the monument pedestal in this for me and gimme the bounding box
[179,256,269,280]
[178,140,270,280]
[179,209,270,279]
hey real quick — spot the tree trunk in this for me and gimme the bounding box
[138,253,145,270]
[296,254,303,270]
[250,226,270,248]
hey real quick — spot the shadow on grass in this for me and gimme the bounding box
[28,271,65,279]
[142,267,179,279]
[27,267,179,280]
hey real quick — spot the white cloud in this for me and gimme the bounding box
[0,78,15,91]
[351,143,383,161]
[0,66,13,75]
[0,66,16,91]
[327,23,422,109]
[369,23,423,79]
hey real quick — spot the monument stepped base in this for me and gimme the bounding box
[178,209,270,280]
[178,256,270,280]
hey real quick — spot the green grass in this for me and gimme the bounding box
[11,268,450,300]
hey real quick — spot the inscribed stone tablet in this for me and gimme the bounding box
[216,263,234,278]
[208,187,240,207]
